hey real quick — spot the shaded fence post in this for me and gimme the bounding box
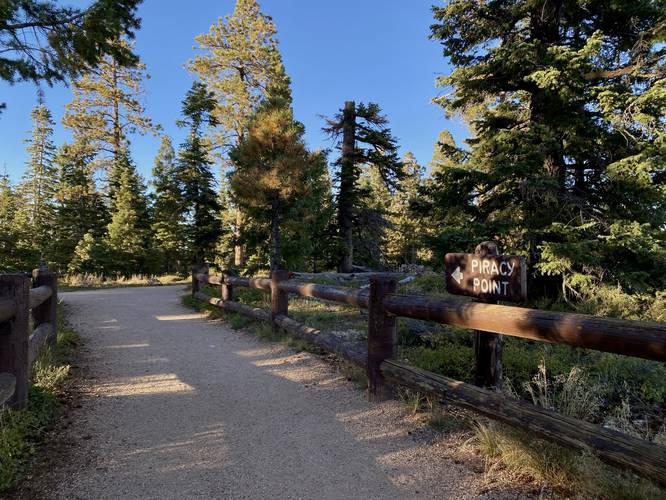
[192,263,208,297]
[221,270,234,302]
[32,266,58,345]
[367,276,397,402]
[271,270,290,333]
[473,241,503,389]
[0,274,30,409]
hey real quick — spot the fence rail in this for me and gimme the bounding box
[192,266,666,486]
[0,267,58,408]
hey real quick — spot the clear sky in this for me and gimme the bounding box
[0,0,467,183]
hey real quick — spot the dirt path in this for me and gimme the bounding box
[28,286,530,499]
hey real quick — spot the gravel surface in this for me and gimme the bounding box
[24,286,533,499]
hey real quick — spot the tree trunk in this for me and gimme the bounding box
[529,1,565,193]
[234,209,244,268]
[338,100,356,273]
[270,194,280,273]
[111,56,121,206]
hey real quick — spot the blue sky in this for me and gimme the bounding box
[0,0,467,183]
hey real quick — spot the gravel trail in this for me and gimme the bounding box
[39,286,530,499]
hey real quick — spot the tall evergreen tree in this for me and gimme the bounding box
[177,82,220,265]
[17,104,57,260]
[387,152,425,267]
[151,136,187,273]
[230,97,325,272]
[62,38,154,204]
[324,101,403,272]
[190,0,290,267]
[52,141,108,271]
[0,173,20,271]
[429,0,666,297]
[106,153,150,275]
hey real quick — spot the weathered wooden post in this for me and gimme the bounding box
[473,241,503,389]
[191,263,208,297]
[32,266,58,345]
[0,274,31,409]
[367,276,398,402]
[270,269,290,333]
[221,270,234,302]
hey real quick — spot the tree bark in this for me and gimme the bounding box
[338,100,356,273]
[234,209,244,267]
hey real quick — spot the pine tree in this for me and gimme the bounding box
[429,1,666,297]
[190,0,290,267]
[68,231,108,275]
[177,82,221,266]
[52,141,108,271]
[0,0,141,112]
[151,136,187,274]
[387,152,425,267]
[230,98,325,272]
[62,38,154,204]
[105,153,150,275]
[17,104,57,261]
[0,173,20,271]
[324,101,403,272]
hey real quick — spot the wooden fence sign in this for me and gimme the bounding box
[445,253,527,302]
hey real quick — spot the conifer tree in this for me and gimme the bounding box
[0,0,141,113]
[176,82,220,266]
[190,0,290,267]
[429,1,666,296]
[324,101,403,272]
[0,173,20,271]
[106,153,150,275]
[151,136,187,273]
[387,152,425,267]
[230,97,325,272]
[52,141,108,271]
[68,231,108,275]
[17,104,57,259]
[62,39,154,204]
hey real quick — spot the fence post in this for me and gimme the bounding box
[473,241,503,389]
[0,274,31,409]
[32,266,58,345]
[367,276,398,402]
[221,271,234,302]
[271,269,290,333]
[191,263,208,297]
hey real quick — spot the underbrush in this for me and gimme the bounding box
[60,273,187,290]
[0,304,78,493]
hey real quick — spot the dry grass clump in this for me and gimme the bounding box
[474,361,666,498]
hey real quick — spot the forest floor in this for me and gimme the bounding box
[8,285,537,499]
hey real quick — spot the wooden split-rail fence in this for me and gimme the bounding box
[192,265,666,486]
[0,267,58,409]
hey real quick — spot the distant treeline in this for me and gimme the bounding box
[1,0,664,313]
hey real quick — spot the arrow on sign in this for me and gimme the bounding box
[451,266,463,285]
